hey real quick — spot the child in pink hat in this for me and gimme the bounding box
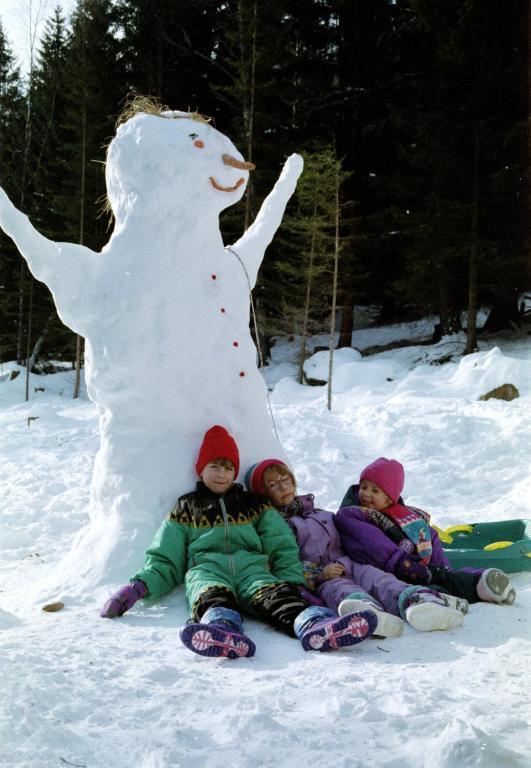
[336,457,516,606]
[247,459,470,634]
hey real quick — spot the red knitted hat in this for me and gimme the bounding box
[195,425,240,477]
[359,457,404,503]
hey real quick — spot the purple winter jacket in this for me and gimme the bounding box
[336,484,449,573]
[284,494,354,579]
[281,494,414,614]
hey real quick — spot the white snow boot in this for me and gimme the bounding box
[405,590,464,632]
[338,598,404,638]
[476,569,516,604]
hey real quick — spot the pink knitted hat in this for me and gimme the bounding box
[359,457,404,503]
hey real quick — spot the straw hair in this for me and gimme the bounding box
[116,94,212,129]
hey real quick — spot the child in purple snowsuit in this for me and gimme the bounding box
[336,457,516,605]
[246,460,469,635]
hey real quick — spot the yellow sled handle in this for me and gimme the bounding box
[433,525,454,544]
[483,541,514,551]
[444,524,474,536]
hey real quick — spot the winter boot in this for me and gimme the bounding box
[338,598,404,638]
[180,607,256,659]
[405,589,465,632]
[476,569,516,605]
[295,606,378,652]
[438,593,469,615]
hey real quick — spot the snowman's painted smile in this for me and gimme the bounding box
[209,177,245,193]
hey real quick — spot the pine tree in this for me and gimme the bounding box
[381,0,527,338]
[273,146,348,383]
[21,8,72,370]
[58,0,126,393]
[0,22,26,363]
[114,0,216,108]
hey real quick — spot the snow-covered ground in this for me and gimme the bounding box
[1,324,530,768]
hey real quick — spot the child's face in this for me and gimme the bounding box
[359,479,392,511]
[263,469,296,508]
[201,460,235,494]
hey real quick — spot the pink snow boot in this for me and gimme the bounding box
[180,606,255,659]
[298,609,377,652]
[180,623,256,659]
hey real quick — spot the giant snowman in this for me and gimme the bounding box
[0,107,303,596]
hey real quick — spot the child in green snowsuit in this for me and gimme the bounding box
[100,426,377,658]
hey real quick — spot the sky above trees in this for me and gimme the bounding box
[0,0,76,75]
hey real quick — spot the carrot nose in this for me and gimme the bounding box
[223,154,256,171]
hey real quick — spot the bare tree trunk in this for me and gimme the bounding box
[73,99,87,400]
[17,52,34,366]
[465,31,486,356]
[24,278,34,401]
[297,200,318,384]
[241,0,257,230]
[19,1,44,384]
[16,263,27,365]
[338,292,354,348]
[327,162,341,411]
[27,311,55,372]
[465,121,480,354]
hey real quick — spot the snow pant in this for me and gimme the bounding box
[317,562,412,616]
[428,565,481,604]
[186,550,305,618]
[195,582,312,637]
[200,602,339,643]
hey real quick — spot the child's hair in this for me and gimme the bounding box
[209,458,235,470]
[263,463,296,484]
[359,457,404,503]
[246,459,295,494]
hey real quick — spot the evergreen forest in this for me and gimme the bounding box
[0,0,528,374]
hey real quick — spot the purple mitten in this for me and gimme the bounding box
[395,553,431,584]
[299,585,324,607]
[100,580,147,618]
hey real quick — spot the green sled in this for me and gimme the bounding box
[442,519,531,572]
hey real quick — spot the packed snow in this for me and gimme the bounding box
[1,325,530,768]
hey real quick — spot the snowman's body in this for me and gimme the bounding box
[0,110,303,592]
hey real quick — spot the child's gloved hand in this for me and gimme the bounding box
[100,580,147,618]
[395,553,431,584]
[322,562,346,580]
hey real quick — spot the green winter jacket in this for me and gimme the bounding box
[132,482,305,611]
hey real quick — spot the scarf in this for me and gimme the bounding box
[381,502,433,564]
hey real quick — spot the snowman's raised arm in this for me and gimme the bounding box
[0,186,97,333]
[230,153,303,288]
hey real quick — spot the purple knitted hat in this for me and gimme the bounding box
[360,457,405,503]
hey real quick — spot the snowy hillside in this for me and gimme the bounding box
[1,326,530,768]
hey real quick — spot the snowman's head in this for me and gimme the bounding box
[105,109,254,222]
